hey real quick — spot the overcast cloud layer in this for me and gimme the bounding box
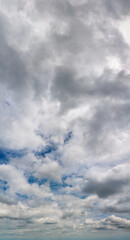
[0,1,130,239]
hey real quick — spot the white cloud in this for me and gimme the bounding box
[34,157,62,183]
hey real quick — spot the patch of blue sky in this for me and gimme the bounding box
[28,175,48,185]
[62,176,73,187]
[0,179,7,185]
[66,190,85,198]
[0,179,9,191]
[80,194,89,199]
[44,197,54,202]
[28,175,38,184]
[28,176,76,198]
[0,147,27,164]
[16,193,28,200]
[0,149,9,164]
[35,144,57,158]
[64,131,73,144]
[49,179,70,195]
[28,174,73,189]
[51,151,63,164]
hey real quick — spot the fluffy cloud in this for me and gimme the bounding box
[85,215,130,230]
[83,163,130,198]
[34,157,62,183]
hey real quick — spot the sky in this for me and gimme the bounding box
[0,0,130,239]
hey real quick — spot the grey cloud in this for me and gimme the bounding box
[51,18,96,55]
[35,0,130,21]
[78,78,130,158]
[106,215,130,229]
[35,0,74,19]
[61,211,74,219]
[77,0,130,20]
[0,10,50,106]
[51,66,130,113]
[91,70,130,99]
[46,0,129,59]
[102,196,130,214]
[0,193,16,205]
[34,159,62,183]
[83,164,130,198]
[105,205,130,214]
[83,178,128,198]
[51,66,85,111]
[85,215,130,230]
[0,13,29,99]
[104,0,130,19]
[1,0,129,109]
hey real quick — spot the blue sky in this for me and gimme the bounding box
[0,0,130,239]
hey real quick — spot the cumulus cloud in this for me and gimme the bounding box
[34,157,62,183]
[83,163,130,198]
[85,215,130,230]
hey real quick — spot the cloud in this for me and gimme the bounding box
[85,215,130,230]
[83,164,130,198]
[104,0,130,19]
[0,0,130,239]
[34,158,62,183]
[107,215,130,229]
[0,164,52,201]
